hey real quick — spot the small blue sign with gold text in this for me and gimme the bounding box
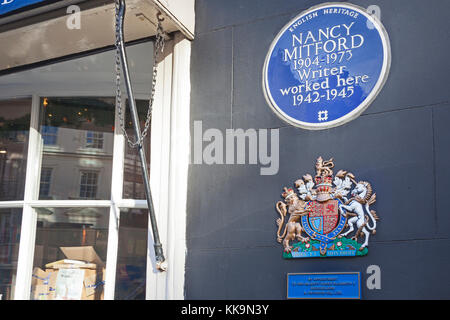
[287,272,361,299]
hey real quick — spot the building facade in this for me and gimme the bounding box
[185,0,450,300]
[0,0,449,300]
[0,0,192,300]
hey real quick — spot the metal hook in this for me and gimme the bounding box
[157,11,164,22]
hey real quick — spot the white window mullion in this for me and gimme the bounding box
[165,32,191,300]
[117,199,147,209]
[27,200,112,207]
[14,95,43,300]
[103,94,126,300]
[0,201,25,208]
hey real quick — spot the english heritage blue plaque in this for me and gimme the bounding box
[263,3,391,129]
[287,272,361,299]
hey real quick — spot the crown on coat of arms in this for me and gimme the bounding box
[314,156,334,202]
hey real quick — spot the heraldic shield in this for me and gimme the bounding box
[275,157,379,258]
[308,200,339,235]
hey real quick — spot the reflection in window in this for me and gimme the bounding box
[39,167,53,199]
[38,97,114,200]
[79,170,99,199]
[0,209,22,300]
[86,132,104,149]
[41,126,58,146]
[32,207,109,300]
[0,99,31,201]
[115,209,148,300]
[123,100,151,199]
[0,41,156,300]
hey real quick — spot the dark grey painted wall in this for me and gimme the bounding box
[185,0,450,299]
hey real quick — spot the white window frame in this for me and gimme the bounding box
[0,32,190,300]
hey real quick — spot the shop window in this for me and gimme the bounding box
[122,100,151,200]
[39,97,114,201]
[32,207,109,300]
[0,37,189,300]
[115,209,148,300]
[0,99,31,201]
[0,209,22,301]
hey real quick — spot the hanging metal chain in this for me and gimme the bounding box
[115,0,165,148]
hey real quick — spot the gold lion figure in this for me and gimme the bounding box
[276,188,310,252]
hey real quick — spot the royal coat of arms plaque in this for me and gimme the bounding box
[276,157,379,258]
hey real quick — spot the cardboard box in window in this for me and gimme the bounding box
[31,267,57,300]
[31,246,105,300]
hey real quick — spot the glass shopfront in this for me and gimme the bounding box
[0,42,154,300]
[0,98,30,300]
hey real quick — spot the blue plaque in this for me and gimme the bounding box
[263,3,391,129]
[0,0,49,16]
[287,272,361,299]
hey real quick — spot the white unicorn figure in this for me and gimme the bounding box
[332,170,355,202]
[338,181,379,250]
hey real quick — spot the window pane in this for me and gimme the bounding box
[39,97,114,200]
[122,100,151,199]
[0,42,154,98]
[0,208,22,300]
[0,99,31,201]
[32,207,109,300]
[115,209,148,300]
[0,41,155,300]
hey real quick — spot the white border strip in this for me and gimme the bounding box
[165,32,190,300]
